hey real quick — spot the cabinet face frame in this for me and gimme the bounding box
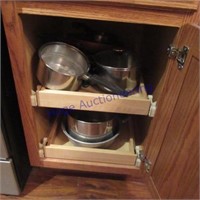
[15,1,192,28]
[2,2,41,166]
[86,0,199,10]
[2,1,198,174]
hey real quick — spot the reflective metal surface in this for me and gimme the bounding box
[37,42,125,95]
[68,129,114,142]
[0,128,9,159]
[37,42,89,90]
[0,128,20,195]
[67,111,118,138]
[93,49,139,91]
[0,159,21,195]
[62,122,119,148]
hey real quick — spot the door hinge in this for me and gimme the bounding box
[135,146,151,173]
[167,45,189,70]
[148,95,157,117]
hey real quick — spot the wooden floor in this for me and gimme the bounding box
[1,168,153,199]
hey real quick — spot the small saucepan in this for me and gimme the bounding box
[37,42,125,95]
[93,49,140,93]
[66,110,119,142]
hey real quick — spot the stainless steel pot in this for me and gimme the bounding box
[62,121,119,148]
[37,42,125,95]
[93,49,139,93]
[68,128,114,142]
[67,110,119,140]
[37,42,87,90]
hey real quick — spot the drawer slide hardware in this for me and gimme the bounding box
[135,146,151,173]
[148,95,157,117]
[38,137,48,158]
[30,90,37,106]
[167,45,189,70]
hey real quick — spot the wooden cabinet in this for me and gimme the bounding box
[2,1,199,199]
[146,24,199,199]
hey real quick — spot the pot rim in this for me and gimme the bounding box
[94,59,133,71]
[39,41,90,76]
[62,122,119,146]
[68,113,115,125]
[93,49,135,71]
[68,128,114,141]
[100,63,131,71]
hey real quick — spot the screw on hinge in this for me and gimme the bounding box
[167,45,189,70]
[135,146,152,173]
[139,152,152,173]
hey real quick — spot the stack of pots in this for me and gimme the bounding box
[36,40,139,148]
[37,42,126,96]
[62,110,120,148]
[92,49,139,94]
[37,42,139,96]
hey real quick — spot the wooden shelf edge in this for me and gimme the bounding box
[45,145,136,166]
[47,144,135,156]
[34,85,151,115]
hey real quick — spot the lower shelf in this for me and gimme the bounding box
[43,118,137,167]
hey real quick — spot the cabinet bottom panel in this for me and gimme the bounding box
[40,158,140,176]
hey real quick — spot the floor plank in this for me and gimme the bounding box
[0,167,153,199]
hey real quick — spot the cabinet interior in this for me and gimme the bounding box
[19,14,178,163]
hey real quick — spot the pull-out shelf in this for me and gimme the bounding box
[40,117,138,171]
[32,83,151,115]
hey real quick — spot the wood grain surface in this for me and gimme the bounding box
[151,24,199,199]
[1,1,41,166]
[0,168,153,199]
[44,120,136,166]
[1,1,199,198]
[36,85,150,115]
[89,0,199,10]
[143,4,200,173]
[16,1,188,27]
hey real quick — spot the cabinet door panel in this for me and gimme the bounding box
[151,25,199,199]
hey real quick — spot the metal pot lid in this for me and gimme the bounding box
[93,49,135,70]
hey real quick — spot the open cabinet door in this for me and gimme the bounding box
[145,24,199,198]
